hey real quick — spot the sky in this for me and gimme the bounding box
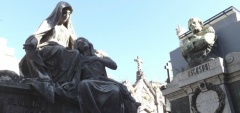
[1,0,240,84]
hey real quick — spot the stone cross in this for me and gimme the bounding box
[164,61,173,83]
[134,56,143,71]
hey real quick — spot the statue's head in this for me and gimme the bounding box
[75,37,95,56]
[49,1,73,26]
[188,17,204,34]
[59,7,72,25]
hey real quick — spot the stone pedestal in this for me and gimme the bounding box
[162,55,240,113]
[0,82,80,113]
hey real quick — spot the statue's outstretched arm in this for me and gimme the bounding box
[84,56,117,70]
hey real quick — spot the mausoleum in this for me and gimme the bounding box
[123,56,167,113]
[163,6,240,113]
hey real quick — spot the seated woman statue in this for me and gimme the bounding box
[75,37,140,113]
[181,17,217,67]
[19,1,81,102]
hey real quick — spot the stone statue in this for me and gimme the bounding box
[134,56,143,71]
[181,17,217,67]
[18,2,140,112]
[75,37,140,113]
[19,1,81,102]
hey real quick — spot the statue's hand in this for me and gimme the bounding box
[95,50,108,58]
[23,43,37,51]
[181,42,194,55]
[24,38,38,50]
[23,43,38,59]
[187,42,195,50]
[61,82,76,91]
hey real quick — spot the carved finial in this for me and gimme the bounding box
[134,56,143,71]
[134,56,144,81]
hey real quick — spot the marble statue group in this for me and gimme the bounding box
[19,1,140,113]
[15,1,219,113]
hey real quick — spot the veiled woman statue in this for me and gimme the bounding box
[75,37,140,113]
[19,1,81,102]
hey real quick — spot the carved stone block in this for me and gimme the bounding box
[0,82,80,113]
[170,96,190,113]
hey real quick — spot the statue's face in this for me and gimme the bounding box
[77,39,89,52]
[188,18,202,34]
[59,8,71,24]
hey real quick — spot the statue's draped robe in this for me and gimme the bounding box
[78,59,140,113]
[19,1,80,102]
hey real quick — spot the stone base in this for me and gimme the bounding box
[0,82,80,113]
[163,54,240,113]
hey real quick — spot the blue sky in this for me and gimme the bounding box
[1,0,240,84]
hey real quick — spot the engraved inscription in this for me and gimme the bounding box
[7,97,41,108]
[6,97,51,113]
[188,63,210,77]
[196,90,219,113]
[23,110,50,113]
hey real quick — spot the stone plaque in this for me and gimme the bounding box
[191,83,225,113]
[196,90,219,113]
[188,62,210,77]
[171,96,190,113]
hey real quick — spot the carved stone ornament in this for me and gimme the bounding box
[225,53,234,63]
[191,82,225,113]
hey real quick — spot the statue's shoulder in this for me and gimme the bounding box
[202,26,215,33]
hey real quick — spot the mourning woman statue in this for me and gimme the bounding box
[75,37,140,113]
[19,1,81,102]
